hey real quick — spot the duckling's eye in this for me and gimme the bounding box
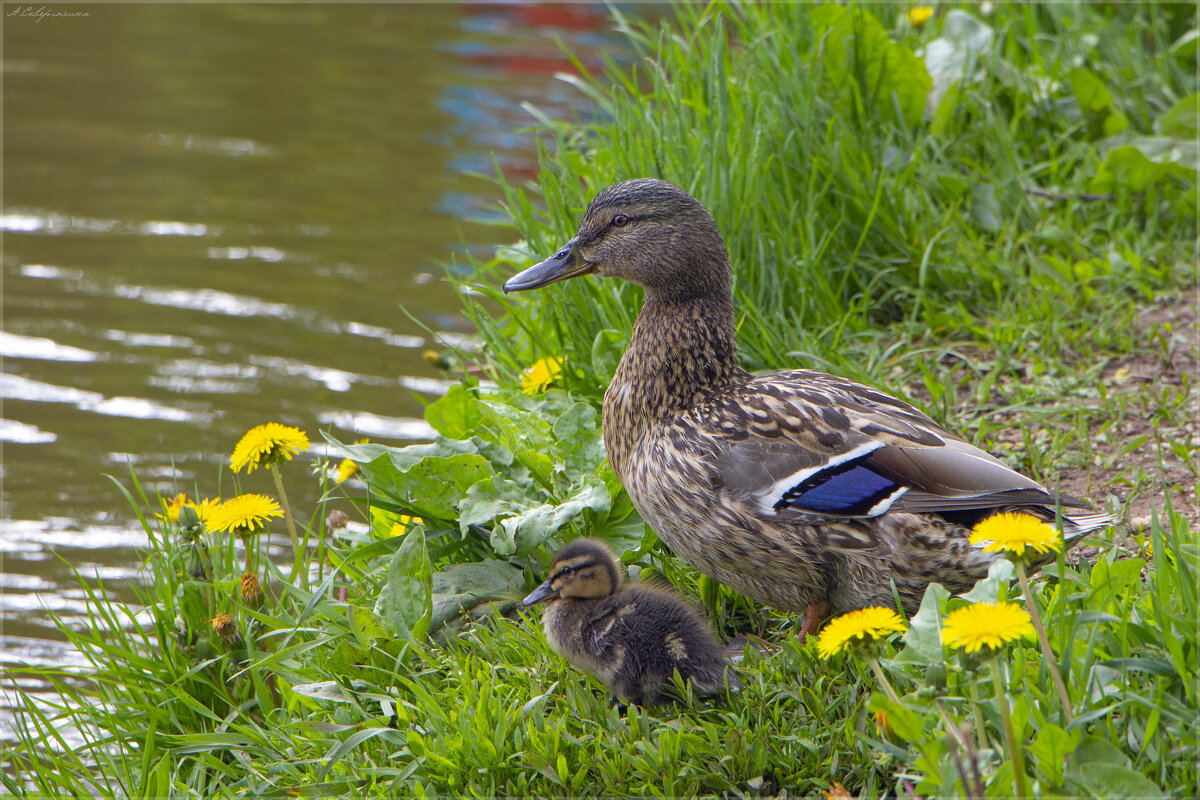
[611,214,629,228]
[558,566,573,577]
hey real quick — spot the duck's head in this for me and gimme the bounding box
[521,538,624,606]
[503,178,732,300]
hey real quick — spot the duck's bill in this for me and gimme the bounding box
[521,579,559,606]
[502,241,595,293]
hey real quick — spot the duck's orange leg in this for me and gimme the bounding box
[799,599,830,641]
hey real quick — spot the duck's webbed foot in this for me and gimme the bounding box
[799,599,830,642]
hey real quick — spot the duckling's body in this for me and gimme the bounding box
[505,179,1113,635]
[523,538,738,706]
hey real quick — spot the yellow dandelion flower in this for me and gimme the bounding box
[875,709,893,738]
[208,494,283,537]
[817,607,907,659]
[520,356,562,394]
[388,516,420,536]
[195,497,223,523]
[230,422,310,474]
[970,512,1063,558]
[160,493,195,523]
[160,493,222,525]
[907,6,933,29]
[239,571,265,608]
[942,601,1034,653]
[335,438,369,484]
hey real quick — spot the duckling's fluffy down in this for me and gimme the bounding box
[541,581,740,706]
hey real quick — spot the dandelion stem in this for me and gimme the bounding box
[269,463,306,590]
[967,673,988,750]
[990,658,1029,799]
[1015,561,1074,725]
[866,656,901,704]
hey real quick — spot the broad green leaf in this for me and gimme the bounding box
[475,399,557,488]
[1067,735,1131,773]
[811,5,931,128]
[361,451,492,520]
[867,696,925,743]
[424,384,482,439]
[1030,723,1080,786]
[1157,93,1199,137]
[491,480,611,556]
[323,433,479,472]
[1075,765,1165,799]
[429,559,526,632]
[895,581,949,665]
[375,525,432,641]
[1089,145,1196,193]
[1102,110,1129,137]
[552,402,604,482]
[1067,67,1113,114]
[960,558,1014,603]
[458,475,530,534]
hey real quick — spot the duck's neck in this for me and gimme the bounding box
[602,290,747,480]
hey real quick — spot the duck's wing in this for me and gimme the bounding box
[709,370,1089,522]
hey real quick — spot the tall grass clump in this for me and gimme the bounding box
[456,1,1194,397]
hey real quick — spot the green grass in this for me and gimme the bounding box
[6,2,1198,797]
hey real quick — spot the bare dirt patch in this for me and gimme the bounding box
[1079,289,1199,531]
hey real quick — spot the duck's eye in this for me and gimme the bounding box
[611,214,629,228]
[558,566,573,577]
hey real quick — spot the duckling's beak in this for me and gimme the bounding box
[502,240,595,293]
[521,579,559,606]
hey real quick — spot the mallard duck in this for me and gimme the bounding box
[504,178,1113,637]
[522,538,739,706]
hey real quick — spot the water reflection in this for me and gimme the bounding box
[2,2,645,738]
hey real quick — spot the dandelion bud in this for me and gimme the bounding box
[210,613,240,646]
[239,572,265,608]
[178,504,201,529]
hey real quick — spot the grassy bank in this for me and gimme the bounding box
[7,2,1197,797]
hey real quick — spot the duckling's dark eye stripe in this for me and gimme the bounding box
[553,559,598,580]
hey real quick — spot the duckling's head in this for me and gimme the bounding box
[521,538,624,606]
[503,178,732,301]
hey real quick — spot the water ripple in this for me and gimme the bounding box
[0,419,57,444]
[1,210,220,237]
[111,284,296,319]
[0,332,100,363]
[0,374,204,423]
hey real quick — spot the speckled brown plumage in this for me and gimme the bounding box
[505,179,1113,631]
[522,538,738,706]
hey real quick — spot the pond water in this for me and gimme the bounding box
[1,2,650,738]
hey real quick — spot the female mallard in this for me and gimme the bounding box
[504,178,1112,637]
[522,538,739,706]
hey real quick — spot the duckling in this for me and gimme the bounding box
[522,538,740,707]
[504,178,1113,637]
